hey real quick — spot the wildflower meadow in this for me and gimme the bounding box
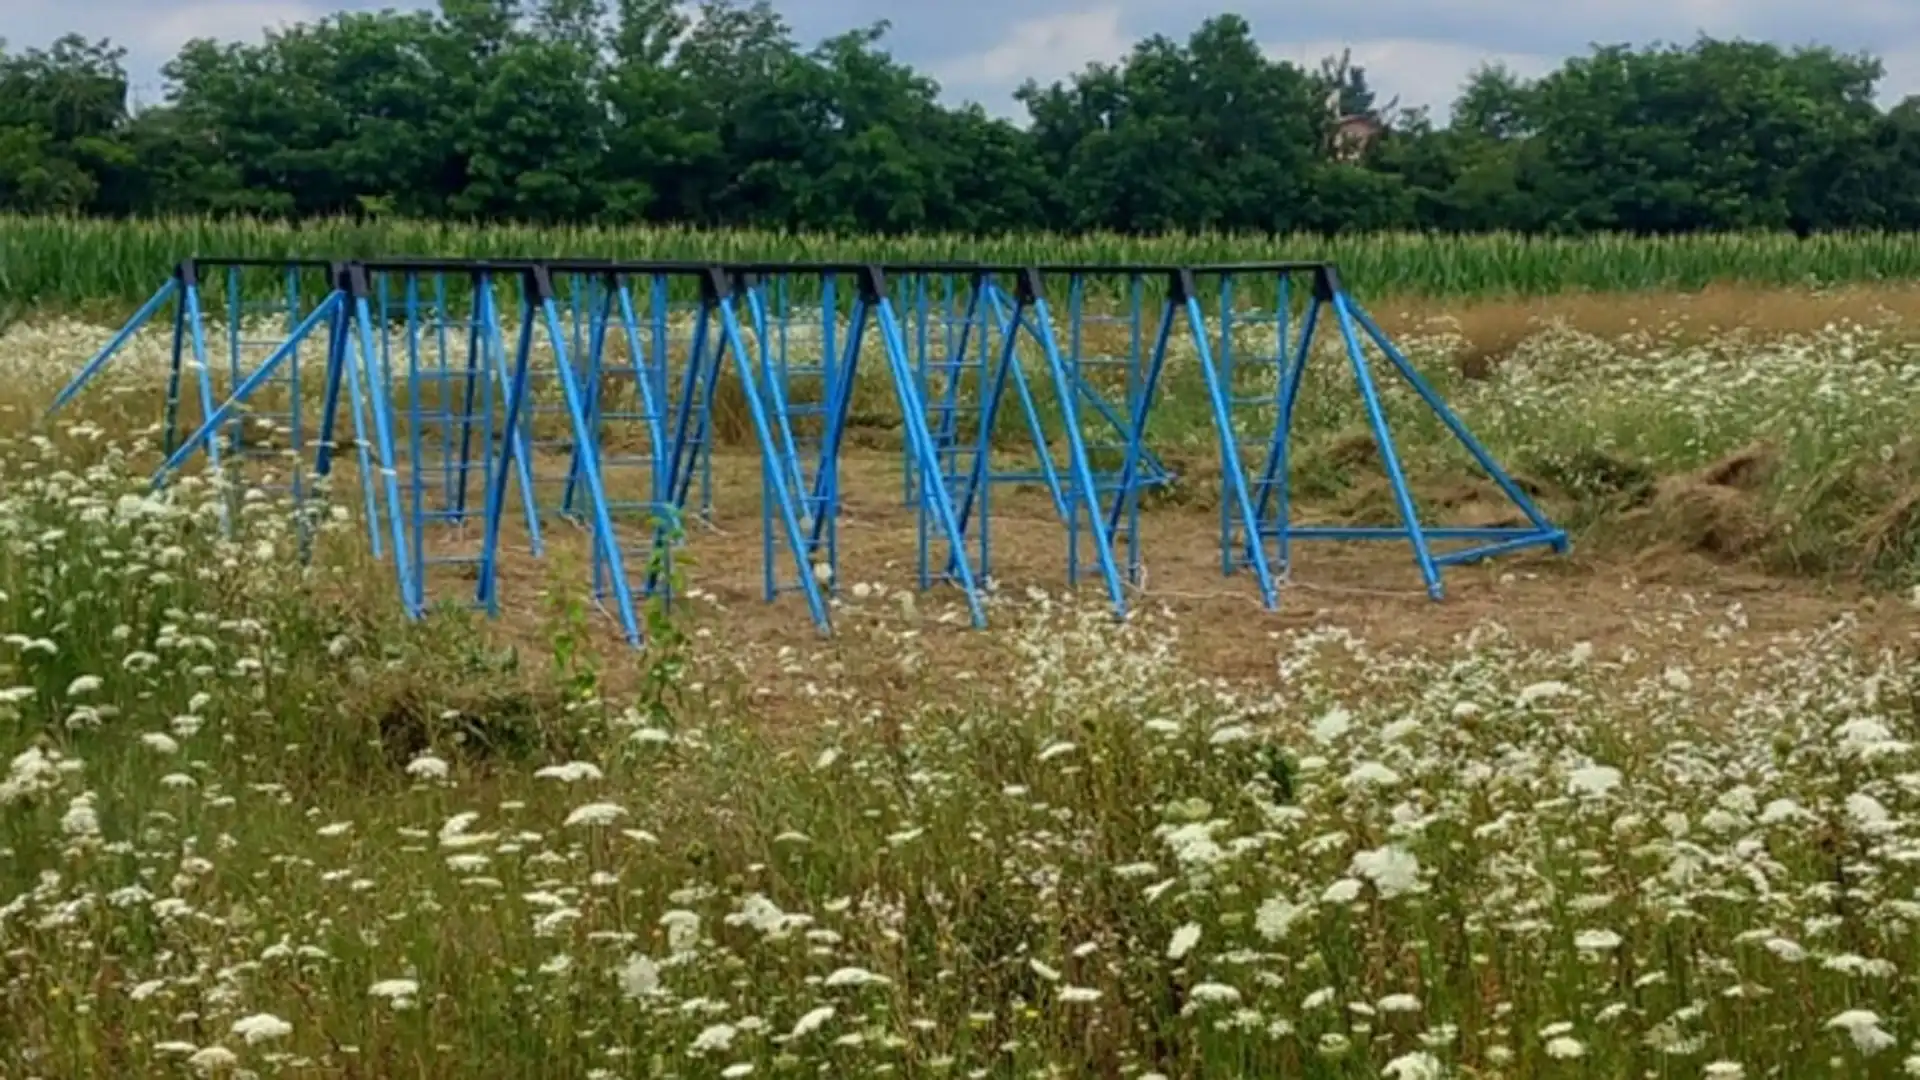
[2,282,1920,1079]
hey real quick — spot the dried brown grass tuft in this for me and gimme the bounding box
[1367,282,1920,377]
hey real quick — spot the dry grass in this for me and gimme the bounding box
[1367,282,1920,375]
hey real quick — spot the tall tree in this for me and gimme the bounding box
[0,6,1907,238]
[0,35,134,212]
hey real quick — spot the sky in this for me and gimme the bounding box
[4,0,1919,121]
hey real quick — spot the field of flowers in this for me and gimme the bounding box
[2,305,1919,1078]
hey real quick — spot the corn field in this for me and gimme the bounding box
[5,216,1920,315]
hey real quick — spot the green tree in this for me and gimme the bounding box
[0,35,135,212]
[1020,14,1325,233]
[0,7,1909,238]
[1521,38,1884,232]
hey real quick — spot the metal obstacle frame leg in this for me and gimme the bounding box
[809,266,989,627]
[905,270,996,597]
[478,264,643,645]
[645,280,725,602]
[583,271,678,610]
[45,261,233,534]
[1224,263,1567,600]
[951,269,1128,620]
[149,291,345,488]
[150,264,420,615]
[1096,272,1182,589]
[1179,268,1286,610]
[709,268,832,633]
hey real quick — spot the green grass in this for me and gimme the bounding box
[8,215,1920,315]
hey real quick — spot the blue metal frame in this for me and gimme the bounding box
[709,270,832,632]
[484,270,642,643]
[1206,263,1566,600]
[944,270,1129,619]
[52,256,1566,644]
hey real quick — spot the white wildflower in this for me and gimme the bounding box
[1545,1035,1585,1059]
[1575,929,1623,953]
[1828,1009,1895,1055]
[786,1005,835,1040]
[1255,895,1308,941]
[187,1045,238,1071]
[1167,922,1201,960]
[619,954,662,999]
[1188,982,1241,1005]
[564,802,627,827]
[230,1012,292,1045]
[140,732,180,755]
[1351,845,1421,898]
[369,978,419,1005]
[691,1023,737,1053]
[534,761,603,783]
[1383,1051,1443,1080]
[1568,764,1622,798]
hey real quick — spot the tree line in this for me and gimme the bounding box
[4,0,1918,236]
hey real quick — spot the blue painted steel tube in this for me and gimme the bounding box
[1349,304,1566,548]
[46,278,177,416]
[404,275,428,612]
[876,296,987,629]
[352,293,420,616]
[478,308,537,617]
[152,292,344,486]
[477,282,545,558]
[1185,292,1278,610]
[715,296,831,632]
[1028,292,1127,620]
[1328,290,1442,599]
[539,295,642,646]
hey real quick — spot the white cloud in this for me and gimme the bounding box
[3,0,393,103]
[1878,45,1920,101]
[1263,38,1559,120]
[931,7,1132,94]
[142,1,324,52]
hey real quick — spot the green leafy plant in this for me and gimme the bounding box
[636,509,691,730]
[543,547,601,711]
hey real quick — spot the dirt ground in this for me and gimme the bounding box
[378,447,1920,724]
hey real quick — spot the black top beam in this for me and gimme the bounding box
[189,257,338,270]
[177,255,1349,284]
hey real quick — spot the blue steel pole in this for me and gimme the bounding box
[404,274,428,612]
[479,281,546,557]
[1328,290,1443,599]
[541,288,642,646]
[876,293,987,629]
[477,302,537,618]
[1029,283,1127,620]
[182,280,233,536]
[1259,296,1320,575]
[352,292,418,612]
[153,294,343,486]
[717,290,830,632]
[1185,287,1277,610]
[46,278,177,416]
